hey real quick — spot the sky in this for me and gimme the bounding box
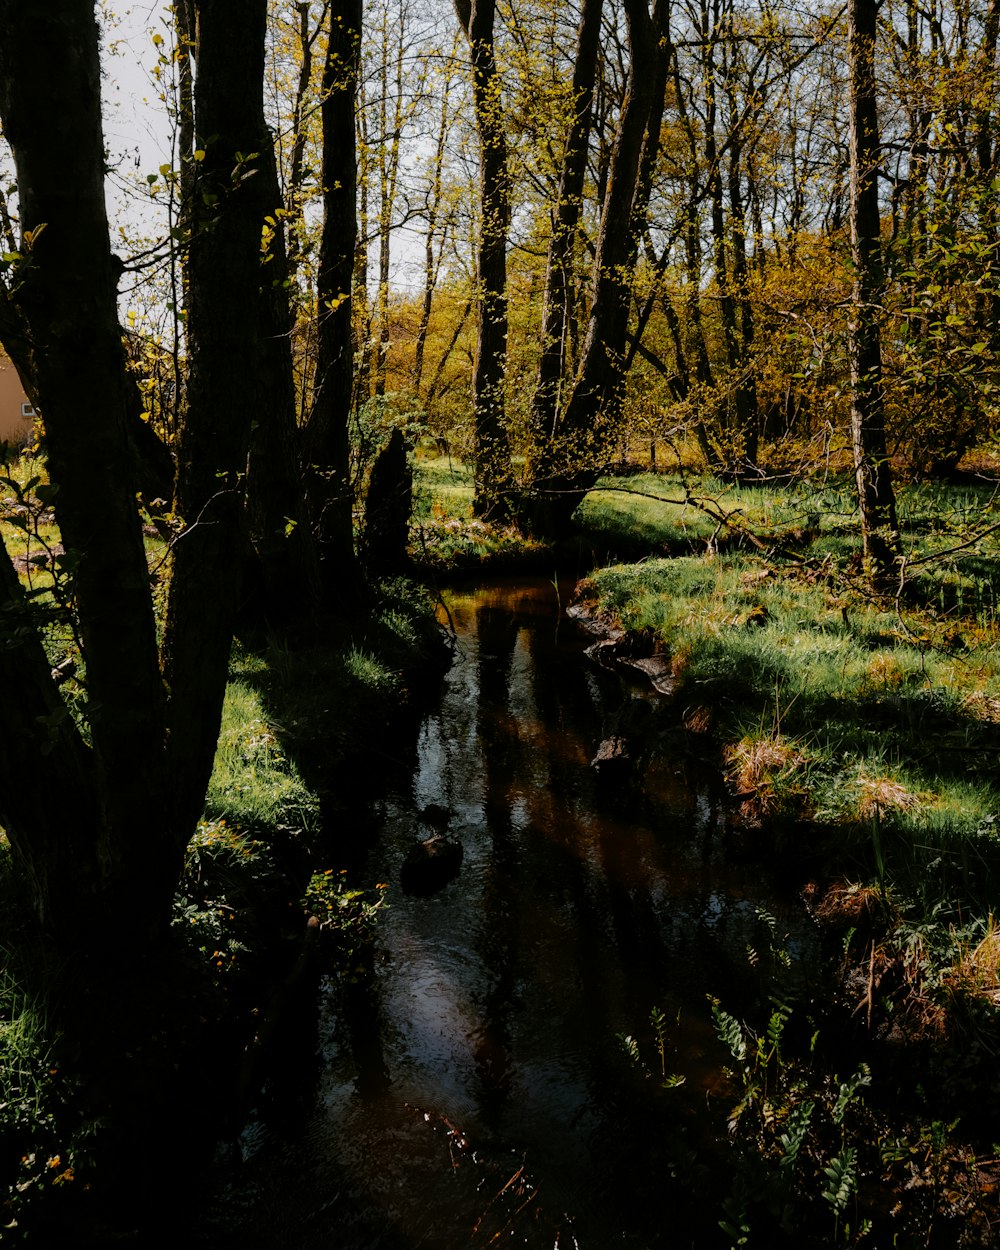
[100,3,175,239]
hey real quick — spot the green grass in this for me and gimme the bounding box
[410,454,547,570]
[577,471,1000,573]
[203,677,320,835]
[585,502,1000,911]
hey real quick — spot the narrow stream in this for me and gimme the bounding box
[203,578,817,1249]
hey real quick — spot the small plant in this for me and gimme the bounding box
[302,868,387,942]
[701,913,875,1244]
[618,1005,687,1090]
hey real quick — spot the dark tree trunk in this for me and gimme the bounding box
[245,137,323,635]
[532,0,660,533]
[456,0,512,521]
[362,426,412,577]
[848,0,901,584]
[530,0,603,450]
[0,7,320,1235]
[301,0,365,600]
[0,0,173,940]
[162,0,271,838]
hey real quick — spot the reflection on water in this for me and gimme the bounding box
[203,578,814,1249]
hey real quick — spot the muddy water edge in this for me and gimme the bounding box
[197,576,821,1249]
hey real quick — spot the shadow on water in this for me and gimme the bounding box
[198,577,818,1249]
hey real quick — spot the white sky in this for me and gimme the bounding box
[92,2,429,299]
[101,3,175,242]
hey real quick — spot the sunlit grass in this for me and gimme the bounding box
[587,545,1000,907]
[411,454,547,570]
[204,678,320,834]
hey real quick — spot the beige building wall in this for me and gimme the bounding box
[0,355,35,446]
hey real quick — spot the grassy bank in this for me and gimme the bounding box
[578,472,1000,1053]
[411,453,549,571]
[0,576,443,1240]
[578,472,1000,1244]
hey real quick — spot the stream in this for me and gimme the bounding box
[201,577,818,1249]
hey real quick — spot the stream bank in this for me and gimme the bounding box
[185,576,824,1249]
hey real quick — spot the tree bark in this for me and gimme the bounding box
[162,0,271,837]
[300,0,364,597]
[530,0,603,450]
[455,0,512,521]
[0,0,172,938]
[245,136,324,634]
[848,0,901,584]
[532,0,661,533]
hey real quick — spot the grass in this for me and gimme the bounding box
[579,471,1000,1051]
[203,676,320,836]
[410,453,548,571]
[586,549,1000,867]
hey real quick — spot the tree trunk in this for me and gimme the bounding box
[162,0,271,838]
[414,55,457,393]
[848,0,901,584]
[456,0,512,521]
[300,0,365,600]
[530,0,603,450]
[245,137,324,635]
[532,0,660,533]
[0,0,172,940]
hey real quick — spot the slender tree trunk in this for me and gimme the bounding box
[355,86,373,402]
[455,0,512,521]
[532,0,659,532]
[162,0,271,836]
[300,0,364,598]
[245,137,324,634]
[724,72,760,471]
[373,4,408,399]
[414,57,456,392]
[530,0,603,449]
[848,0,901,584]
[286,0,324,293]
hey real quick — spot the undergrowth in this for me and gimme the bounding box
[1,574,441,1239]
[411,455,547,571]
[588,472,1000,1241]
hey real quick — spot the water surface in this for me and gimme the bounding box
[205,578,814,1248]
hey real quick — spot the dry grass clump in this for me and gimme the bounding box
[962,692,1000,724]
[948,918,1000,1006]
[812,880,888,929]
[725,733,809,823]
[726,734,805,795]
[684,704,712,734]
[855,775,923,821]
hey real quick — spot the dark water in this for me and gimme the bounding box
[204,578,816,1249]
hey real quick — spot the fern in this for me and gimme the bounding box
[832,1065,871,1126]
[822,1147,858,1214]
[779,1100,814,1174]
[710,997,748,1062]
